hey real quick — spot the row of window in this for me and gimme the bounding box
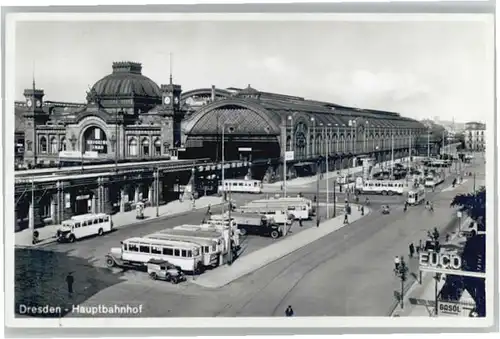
[292,133,417,141]
[65,216,110,228]
[30,136,67,153]
[366,183,405,188]
[124,242,194,258]
[127,137,166,157]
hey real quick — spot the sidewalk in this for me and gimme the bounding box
[392,217,472,317]
[192,205,370,288]
[15,196,223,247]
[265,157,409,188]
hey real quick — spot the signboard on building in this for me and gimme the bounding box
[438,301,462,316]
[59,151,82,159]
[285,151,295,161]
[64,193,71,208]
[238,147,252,152]
[419,252,462,271]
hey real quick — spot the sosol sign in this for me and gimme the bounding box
[419,252,462,270]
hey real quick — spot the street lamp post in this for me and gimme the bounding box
[284,116,293,198]
[155,168,160,217]
[325,124,330,219]
[310,117,316,158]
[364,121,369,153]
[335,123,339,153]
[427,127,431,158]
[395,256,409,309]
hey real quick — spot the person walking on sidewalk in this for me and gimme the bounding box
[298,216,303,227]
[316,217,320,228]
[285,305,294,317]
[409,243,415,258]
[344,210,349,225]
[66,272,74,297]
[206,204,211,216]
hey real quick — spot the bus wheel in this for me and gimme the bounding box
[388,191,394,196]
[150,272,157,280]
[382,191,388,196]
[270,230,280,239]
[105,257,115,268]
[98,228,104,236]
[69,234,76,243]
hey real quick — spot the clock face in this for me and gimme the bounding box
[174,96,179,105]
[164,96,171,105]
[36,100,42,108]
[26,99,33,108]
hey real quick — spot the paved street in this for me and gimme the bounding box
[14,157,484,318]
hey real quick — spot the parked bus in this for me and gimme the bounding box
[57,213,113,243]
[218,179,263,194]
[212,211,283,238]
[245,198,311,220]
[105,237,203,273]
[145,230,222,268]
[407,187,426,205]
[354,178,406,196]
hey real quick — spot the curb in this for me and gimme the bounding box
[17,200,225,249]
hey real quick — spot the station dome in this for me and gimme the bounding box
[90,62,161,100]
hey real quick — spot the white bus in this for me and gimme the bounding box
[354,179,405,196]
[57,213,113,242]
[146,230,221,268]
[106,237,203,272]
[407,187,426,205]
[218,179,263,194]
[246,198,311,220]
[237,205,293,224]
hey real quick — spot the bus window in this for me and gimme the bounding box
[98,218,104,223]
[128,243,139,252]
[181,250,187,257]
[139,245,150,253]
[174,249,180,257]
[82,221,87,227]
[254,182,258,187]
[151,246,162,255]
[122,243,128,251]
[104,216,109,222]
[239,183,243,186]
[75,222,81,228]
[94,219,99,225]
[204,246,209,253]
[163,247,173,256]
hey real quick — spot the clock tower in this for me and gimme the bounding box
[23,81,49,167]
[160,75,183,149]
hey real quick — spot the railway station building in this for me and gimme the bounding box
[15,61,435,230]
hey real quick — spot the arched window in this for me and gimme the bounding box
[26,141,32,151]
[40,137,47,153]
[60,137,67,151]
[142,138,150,156]
[128,138,138,156]
[154,138,161,156]
[50,137,58,154]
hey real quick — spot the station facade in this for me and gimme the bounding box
[15,61,435,230]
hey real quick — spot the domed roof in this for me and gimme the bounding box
[90,62,161,100]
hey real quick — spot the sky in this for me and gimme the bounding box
[13,17,494,123]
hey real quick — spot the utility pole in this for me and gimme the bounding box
[395,256,409,309]
[283,118,287,198]
[29,178,35,231]
[227,190,233,265]
[316,159,320,225]
[333,178,337,218]
[326,134,330,219]
[155,167,160,217]
[434,273,441,316]
[391,129,395,178]
[427,128,431,158]
[222,123,225,204]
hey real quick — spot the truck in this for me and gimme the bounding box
[218,211,283,239]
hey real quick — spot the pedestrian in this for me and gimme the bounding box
[416,245,420,254]
[285,305,294,317]
[446,233,450,242]
[409,243,415,258]
[361,205,365,216]
[394,256,401,273]
[207,204,211,215]
[316,217,320,228]
[343,213,349,225]
[66,272,74,296]
[299,217,303,227]
[313,195,317,203]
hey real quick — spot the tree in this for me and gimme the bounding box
[450,187,486,316]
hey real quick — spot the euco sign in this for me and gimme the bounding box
[419,252,462,270]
